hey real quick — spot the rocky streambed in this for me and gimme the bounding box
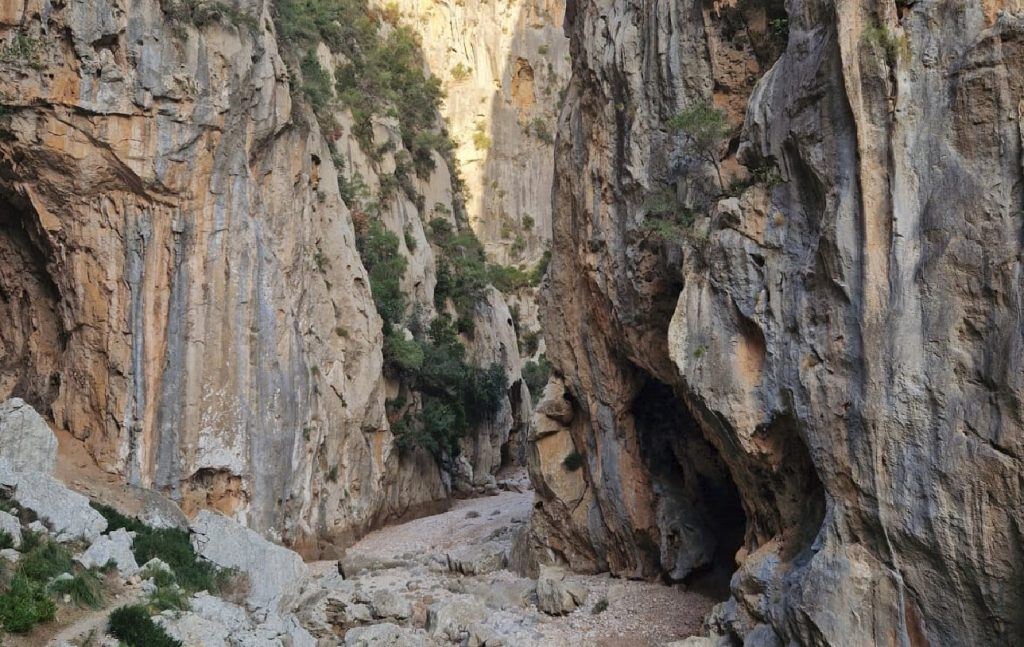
[298,478,714,646]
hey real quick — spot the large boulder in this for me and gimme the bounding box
[0,398,57,473]
[426,595,487,643]
[446,540,508,575]
[0,459,106,542]
[0,510,22,549]
[189,510,308,612]
[536,565,587,615]
[77,528,139,576]
[369,589,412,621]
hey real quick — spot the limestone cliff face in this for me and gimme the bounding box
[382,0,570,268]
[0,0,522,553]
[533,0,1024,644]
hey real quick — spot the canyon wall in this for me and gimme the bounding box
[383,0,569,267]
[531,0,1024,645]
[0,0,523,554]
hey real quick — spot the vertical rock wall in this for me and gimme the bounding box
[0,0,524,554]
[534,0,1024,644]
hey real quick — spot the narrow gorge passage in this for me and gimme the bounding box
[318,472,715,646]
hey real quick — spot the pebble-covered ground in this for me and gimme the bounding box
[312,478,715,646]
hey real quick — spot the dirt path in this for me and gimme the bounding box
[44,588,146,647]
[312,481,715,646]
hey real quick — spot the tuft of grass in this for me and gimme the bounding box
[49,569,105,609]
[108,604,182,647]
[0,575,56,633]
[0,530,13,550]
[562,451,585,472]
[148,582,189,612]
[17,529,43,553]
[592,597,609,614]
[17,540,72,582]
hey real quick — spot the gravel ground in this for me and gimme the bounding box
[314,478,715,646]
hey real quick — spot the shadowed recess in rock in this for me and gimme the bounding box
[633,377,745,599]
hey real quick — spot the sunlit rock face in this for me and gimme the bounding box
[0,0,524,554]
[532,0,1024,644]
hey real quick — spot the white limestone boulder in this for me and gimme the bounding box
[0,398,57,473]
[189,510,308,612]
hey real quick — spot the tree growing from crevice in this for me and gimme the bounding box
[668,101,732,191]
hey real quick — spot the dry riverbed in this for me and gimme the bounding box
[307,481,715,646]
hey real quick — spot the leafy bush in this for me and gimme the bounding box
[592,597,609,614]
[108,604,182,647]
[523,354,552,402]
[49,569,105,609]
[428,218,490,333]
[133,528,221,593]
[667,101,732,190]
[563,451,584,472]
[93,501,225,595]
[0,530,12,550]
[275,0,449,175]
[384,329,425,374]
[148,582,189,612]
[390,317,508,456]
[358,220,409,328]
[0,575,55,633]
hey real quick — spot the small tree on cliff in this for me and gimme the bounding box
[668,101,732,191]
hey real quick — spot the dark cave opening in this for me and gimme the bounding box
[0,190,64,414]
[633,377,746,600]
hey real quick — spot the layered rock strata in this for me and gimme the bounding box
[531,0,1024,645]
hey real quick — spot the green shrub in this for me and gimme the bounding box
[92,502,223,595]
[0,530,12,550]
[384,329,425,374]
[0,33,44,70]
[529,249,551,285]
[451,62,472,81]
[357,221,409,328]
[275,0,450,175]
[520,330,540,357]
[49,569,105,609]
[563,451,584,471]
[0,575,56,633]
[428,218,490,333]
[92,502,147,534]
[139,564,177,588]
[17,540,72,582]
[16,529,43,553]
[667,101,732,190]
[299,51,336,126]
[592,597,609,614]
[523,355,552,403]
[148,582,189,612]
[108,604,182,647]
[133,528,220,594]
[487,264,533,292]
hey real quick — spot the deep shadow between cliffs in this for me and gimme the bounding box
[633,378,746,600]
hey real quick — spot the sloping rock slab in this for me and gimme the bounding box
[190,510,308,612]
[0,458,106,542]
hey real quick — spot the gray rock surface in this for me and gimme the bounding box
[190,510,308,612]
[0,458,106,542]
[427,595,488,643]
[535,566,586,616]
[344,622,427,647]
[0,398,57,474]
[0,510,22,549]
[532,0,1024,645]
[77,527,139,576]
[369,588,412,621]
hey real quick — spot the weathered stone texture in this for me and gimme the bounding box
[534,0,1024,645]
